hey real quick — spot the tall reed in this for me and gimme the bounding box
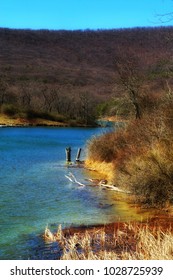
[44,223,173,260]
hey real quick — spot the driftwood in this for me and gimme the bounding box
[99,183,130,193]
[65,172,85,186]
[65,172,130,193]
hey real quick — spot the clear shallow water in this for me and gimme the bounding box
[0,127,146,259]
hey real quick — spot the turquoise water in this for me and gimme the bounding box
[0,127,115,259]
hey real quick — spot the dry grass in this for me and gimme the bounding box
[85,159,114,182]
[87,101,173,207]
[117,141,173,207]
[0,113,68,126]
[44,222,173,260]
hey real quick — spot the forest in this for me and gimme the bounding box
[0,26,173,125]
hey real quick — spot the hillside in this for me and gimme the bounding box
[0,27,173,124]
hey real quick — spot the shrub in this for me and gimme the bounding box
[26,110,65,122]
[1,104,19,116]
[119,142,173,207]
[96,98,134,118]
[87,101,173,207]
[87,128,128,163]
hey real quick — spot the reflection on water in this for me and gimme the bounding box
[0,127,150,259]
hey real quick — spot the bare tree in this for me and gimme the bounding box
[78,91,95,125]
[114,52,144,119]
[18,82,33,109]
[41,86,58,113]
[156,0,173,23]
[0,75,8,106]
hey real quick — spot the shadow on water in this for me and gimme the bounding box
[0,233,62,260]
[26,234,62,260]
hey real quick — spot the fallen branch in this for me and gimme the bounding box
[65,172,130,193]
[99,182,131,193]
[65,172,85,186]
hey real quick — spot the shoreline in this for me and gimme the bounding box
[61,216,173,241]
[45,160,173,259]
[44,213,173,260]
[0,114,126,128]
[0,113,98,128]
[0,122,97,128]
[50,212,173,237]
[46,204,173,237]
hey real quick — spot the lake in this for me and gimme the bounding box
[0,127,147,259]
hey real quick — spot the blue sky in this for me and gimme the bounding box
[0,0,173,30]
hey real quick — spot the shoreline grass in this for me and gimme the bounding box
[85,159,115,182]
[44,218,173,260]
[0,113,97,127]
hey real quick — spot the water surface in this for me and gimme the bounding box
[0,127,147,259]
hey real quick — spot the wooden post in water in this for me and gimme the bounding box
[65,147,71,163]
[76,148,82,162]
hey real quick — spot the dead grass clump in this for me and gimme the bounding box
[85,159,114,181]
[123,225,173,260]
[44,223,173,260]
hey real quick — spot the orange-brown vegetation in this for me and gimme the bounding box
[44,217,173,259]
[87,95,173,207]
